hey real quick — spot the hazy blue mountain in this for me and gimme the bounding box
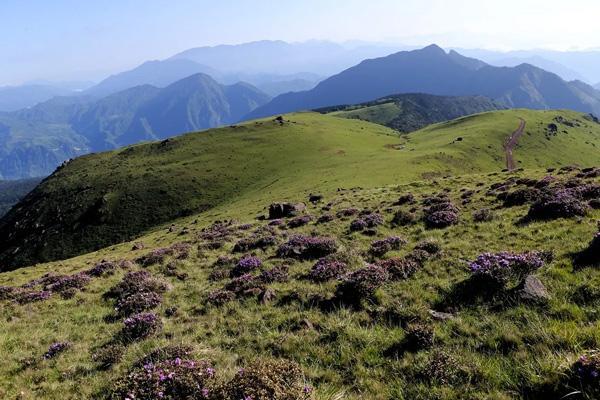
[0,84,74,112]
[0,177,42,217]
[257,79,318,96]
[247,45,600,120]
[595,83,600,90]
[456,48,600,83]
[483,56,585,82]
[171,40,406,76]
[0,74,269,179]
[84,59,219,97]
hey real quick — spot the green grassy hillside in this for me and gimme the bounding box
[0,110,599,269]
[0,166,598,399]
[321,93,503,132]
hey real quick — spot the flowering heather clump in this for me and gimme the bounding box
[414,240,442,256]
[423,201,459,229]
[423,351,462,385]
[136,243,192,266]
[376,258,420,280]
[231,256,263,277]
[473,208,494,222]
[207,289,236,306]
[571,351,600,393]
[308,258,348,283]
[0,285,21,300]
[395,193,415,205]
[349,218,368,232]
[44,273,90,293]
[85,260,118,277]
[317,214,334,224]
[92,343,125,369]
[370,236,407,257]
[335,265,389,305]
[233,235,277,252]
[121,312,162,341]
[277,235,337,260]
[104,271,169,301]
[217,359,309,400]
[404,323,435,351]
[43,342,71,360]
[110,358,216,400]
[199,220,235,241]
[225,274,265,296]
[336,207,359,218]
[391,209,416,226]
[259,265,289,284]
[502,188,542,207]
[287,215,313,228]
[269,219,284,226]
[468,251,545,287]
[14,290,51,304]
[115,291,162,317]
[527,190,588,220]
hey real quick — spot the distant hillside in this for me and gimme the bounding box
[84,59,219,98]
[0,74,270,178]
[319,94,504,132]
[0,84,73,112]
[595,83,600,90]
[247,45,600,120]
[1,109,599,269]
[0,178,41,217]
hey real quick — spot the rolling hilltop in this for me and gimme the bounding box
[0,114,597,398]
[1,109,598,269]
[318,93,504,132]
[247,45,600,119]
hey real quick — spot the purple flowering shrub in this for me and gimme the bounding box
[115,291,162,317]
[136,243,192,267]
[391,210,417,226]
[570,351,600,395]
[349,218,368,232]
[376,258,420,280]
[92,343,125,369]
[395,193,415,205]
[43,342,71,360]
[225,274,265,297]
[370,236,407,257]
[308,258,348,283]
[217,358,311,400]
[258,265,289,284]
[502,188,541,207]
[468,251,545,288]
[44,273,91,293]
[231,256,263,277]
[350,213,383,232]
[110,358,216,400]
[473,208,494,222]
[335,265,389,306]
[104,271,169,302]
[287,215,313,228]
[121,312,162,341]
[336,208,359,218]
[317,214,335,224]
[527,190,588,220]
[423,201,459,229]
[85,260,118,277]
[207,289,236,306]
[277,235,337,260]
[233,233,277,253]
[14,290,52,304]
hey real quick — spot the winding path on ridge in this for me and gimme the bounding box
[503,118,526,170]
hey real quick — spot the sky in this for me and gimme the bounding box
[1,0,600,86]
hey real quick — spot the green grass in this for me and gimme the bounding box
[330,101,402,125]
[0,168,598,399]
[1,109,599,269]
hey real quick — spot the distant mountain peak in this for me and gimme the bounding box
[421,44,446,54]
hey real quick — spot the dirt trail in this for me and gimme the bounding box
[503,118,526,170]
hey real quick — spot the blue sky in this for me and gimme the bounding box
[1,0,599,85]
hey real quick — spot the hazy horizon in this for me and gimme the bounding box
[2,0,600,86]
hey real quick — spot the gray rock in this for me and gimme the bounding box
[520,275,550,302]
[268,202,306,219]
[429,309,455,321]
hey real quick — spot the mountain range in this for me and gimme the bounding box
[247,45,600,119]
[0,74,269,179]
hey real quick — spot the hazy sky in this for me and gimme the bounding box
[2,0,600,85]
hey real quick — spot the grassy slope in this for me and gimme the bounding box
[0,169,598,399]
[2,109,600,269]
